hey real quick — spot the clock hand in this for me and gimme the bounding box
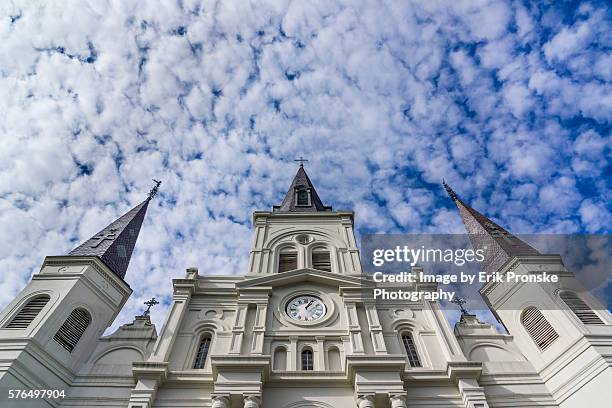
[305,300,314,309]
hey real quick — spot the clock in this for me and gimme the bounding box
[286,295,327,322]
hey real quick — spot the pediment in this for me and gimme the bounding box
[237,269,371,289]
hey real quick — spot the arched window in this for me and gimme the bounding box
[193,335,211,369]
[312,247,332,272]
[278,247,298,272]
[402,334,421,367]
[560,292,604,325]
[273,346,287,370]
[327,347,341,371]
[53,308,91,352]
[6,295,50,328]
[521,307,559,351]
[301,349,313,370]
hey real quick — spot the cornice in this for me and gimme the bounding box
[40,256,132,298]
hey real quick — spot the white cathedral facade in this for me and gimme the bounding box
[0,166,610,408]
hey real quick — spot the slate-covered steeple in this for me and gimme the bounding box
[69,184,157,279]
[274,164,332,212]
[443,180,539,273]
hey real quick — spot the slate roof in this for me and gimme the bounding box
[443,181,539,273]
[274,165,332,212]
[69,198,151,280]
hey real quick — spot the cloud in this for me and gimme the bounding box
[0,0,610,332]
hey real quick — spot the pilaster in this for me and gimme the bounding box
[364,302,387,354]
[127,268,196,407]
[345,302,364,354]
[250,296,269,355]
[316,336,325,370]
[229,303,248,354]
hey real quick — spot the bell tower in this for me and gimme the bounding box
[249,163,361,276]
[444,181,612,407]
[0,187,155,396]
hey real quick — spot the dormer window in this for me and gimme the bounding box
[295,187,311,206]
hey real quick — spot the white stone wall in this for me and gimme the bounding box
[1,209,611,408]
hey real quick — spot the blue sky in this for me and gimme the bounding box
[0,0,610,331]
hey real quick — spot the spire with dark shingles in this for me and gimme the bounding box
[274,165,332,212]
[69,197,151,280]
[443,180,539,273]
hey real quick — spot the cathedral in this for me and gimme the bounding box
[0,165,610,408]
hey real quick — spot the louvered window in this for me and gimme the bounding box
[560,292,604,325]
[302,349,313,370]
[53,308,91,352]
[193,336,211,369]
[521,307,559,351]
[402,334,421,367]
[278,250,298,272]
[296,188,310,206]
[312,249,331,272]
[6,295,50,328]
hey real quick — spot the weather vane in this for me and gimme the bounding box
[294,156,308,167]
[442,179,458,201]
[142,297,159,316]
[148,179,162,199]
[451,296,469,315]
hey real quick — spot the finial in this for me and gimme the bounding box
[294,156,308,167]
[451,296,469,315]
[148,179,162,199]
[442,179,458,201]
[142,297,160,316]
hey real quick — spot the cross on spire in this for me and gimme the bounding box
[451,296,469,315]
[294,156,308,167]
[90,228,118,248]
[142,297,159,317]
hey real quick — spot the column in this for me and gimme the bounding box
[211,395,230,408]
[244,395,261,408]
[356,395,375,408]
[390,394,407,408]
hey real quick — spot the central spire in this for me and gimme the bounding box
[274,165,332,212]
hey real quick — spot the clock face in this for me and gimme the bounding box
[286,295,327,322]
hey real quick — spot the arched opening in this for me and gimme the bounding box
[278,246,298,272]
[273,346,287,370]
[193,335,212,369]
[560,291,604,325]
[311,246,332,272]
[53,308,91,352]
[301,349,314,371]
[521,307,559,351]
[6,294,50,328]
[327,347,341,371]
[401,333,421,367]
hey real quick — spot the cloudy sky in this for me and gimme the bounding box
[0,0,610,332]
